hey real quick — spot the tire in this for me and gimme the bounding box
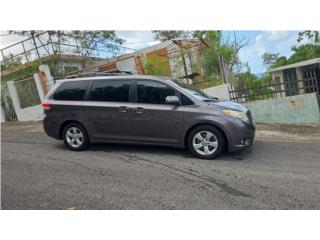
[62,122,90,151]
[187,125,225,159]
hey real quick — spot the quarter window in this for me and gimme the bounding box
[53,80,89,101]
[181,94,194,105]
[137,80,176,104]
[90,80,130,102]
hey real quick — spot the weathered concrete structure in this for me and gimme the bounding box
[7,80,44,121]
[80,39,208,84]
[6,65,53,121]
[244,93,320,124]
[269,58,320,97]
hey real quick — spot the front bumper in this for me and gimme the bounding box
[225,117,255,152]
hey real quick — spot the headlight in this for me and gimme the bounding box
[223,110,249,123]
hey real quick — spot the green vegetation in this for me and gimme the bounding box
[141,54,171,76]
[152,31,248,88]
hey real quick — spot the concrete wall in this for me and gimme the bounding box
[3,64,53,122]
[244,93,320,124]
[203,84,231,100]
[7,78,44,122]
[1,105,5,123]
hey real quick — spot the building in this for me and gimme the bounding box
[0,54,105,79]
[269,58,320,97]
[79,39,209,84]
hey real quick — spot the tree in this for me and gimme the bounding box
[274,56,288,67]
[297,31,320,44]
[152,31,194,41]
[261,53,289,70]
[288,44,320,64]
[219,32,248,74]
[1,53,22,71]
[262,53,280,70]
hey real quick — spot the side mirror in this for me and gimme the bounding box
[165,96,179,105]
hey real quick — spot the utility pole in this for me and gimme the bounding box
[218,53,227,84]
[181,51,189,84]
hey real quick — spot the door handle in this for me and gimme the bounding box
[119,106,130,113]
[134,107,144,114]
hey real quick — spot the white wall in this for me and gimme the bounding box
[203,84,230,100]
[116,57,137,73]
[1,105,5,123]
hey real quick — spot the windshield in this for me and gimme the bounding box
[172,79,213,102]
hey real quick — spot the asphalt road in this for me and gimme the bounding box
[1,132,320,209]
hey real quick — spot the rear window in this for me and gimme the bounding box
[53,80,89,101]
[90,80,131,102]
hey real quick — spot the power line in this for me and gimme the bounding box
[124,40,156,45]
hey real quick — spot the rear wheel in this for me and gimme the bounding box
[187,125,225,159]
[62,123,89,151]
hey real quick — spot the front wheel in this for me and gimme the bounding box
[62,123,89,151]
[187,125,225,159]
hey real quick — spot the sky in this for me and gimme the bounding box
[0,30,302,74]
[223,31,301,74]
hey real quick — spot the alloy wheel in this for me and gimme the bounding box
[192,131,218,156]
[66,127,84,148]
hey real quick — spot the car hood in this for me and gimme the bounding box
[211,100,248,112]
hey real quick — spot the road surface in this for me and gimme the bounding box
[1,132,320,209]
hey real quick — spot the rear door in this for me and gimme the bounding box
[131,79,184,144]
[82,79,134,142]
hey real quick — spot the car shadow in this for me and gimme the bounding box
[53,141,253,161]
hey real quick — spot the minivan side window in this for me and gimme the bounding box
[137,80,176,104]
[53,80,89,101]
[181,94,194,105]
[90,80,130,102]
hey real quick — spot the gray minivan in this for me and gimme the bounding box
[43,72,255,159]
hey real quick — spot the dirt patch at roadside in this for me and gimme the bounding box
[255,122,320,142]
[1,121,43,133]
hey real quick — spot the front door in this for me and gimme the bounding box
[83,79,133,142]
[131,80,183,144]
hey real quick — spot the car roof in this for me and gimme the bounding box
[56,74,173,83]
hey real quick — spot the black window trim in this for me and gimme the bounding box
[133,78,182,106]
[133,78,195,106]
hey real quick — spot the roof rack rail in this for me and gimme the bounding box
[65,70,133,79]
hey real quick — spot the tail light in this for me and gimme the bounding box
[42,102,52,110]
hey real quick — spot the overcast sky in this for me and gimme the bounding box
[0,30,302,74]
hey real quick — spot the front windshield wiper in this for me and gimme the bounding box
[202,97,219,102]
